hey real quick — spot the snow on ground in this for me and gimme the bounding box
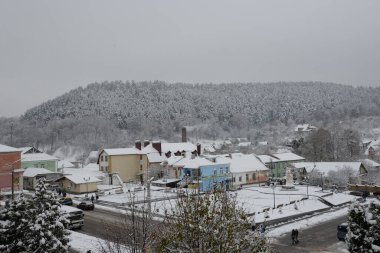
[322,193,357,206]
[99,188,177,204]
[69,231,101,253]
[267,207,349,237]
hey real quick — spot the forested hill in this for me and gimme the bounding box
[23,81,380,131]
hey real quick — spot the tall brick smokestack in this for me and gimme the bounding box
[182,127,187,143]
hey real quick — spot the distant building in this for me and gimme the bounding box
[97,141,200,184]
[23,167,61,190]
[258,152,305,178]
[19,147,59,172]
[180,157,231,192]
[55,175,102,194]
[226,154,269,187]
[0,144,23,196]
[295,124,317,133]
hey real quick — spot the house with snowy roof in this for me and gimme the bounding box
[0,144,23,195]
[364,139,380,160]
[180,157,231,192]
[17,146,59,172]
[97,147,148,184]
[257,152,305,178]
[55,175,102,194]
[23,167,61,190]
[294,162,368,185]
[217,154,269,187]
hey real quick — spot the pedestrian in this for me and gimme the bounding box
[95,193,99,201]
[291,229,296,245]
[295,229,299,244]
[91,195,95,203]
[251,220,256,231]
[87,250,91,253]
[260,224,266,234]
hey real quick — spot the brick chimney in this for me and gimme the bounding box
[182,127,187,143]
[197,143,201,156]
[143,140,150,147]
[152,141,162,156]
[135,140,142,150]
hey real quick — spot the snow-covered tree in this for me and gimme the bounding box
[157,191,270,253]
[0,194,31,252]
[347,200,380,252]
[0,179,70,253]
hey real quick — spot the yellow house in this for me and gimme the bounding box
[98,148,150,183]
[55,175,102,194]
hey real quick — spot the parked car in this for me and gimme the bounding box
[77,201,95,211]
[59,197,73,206]
[337,223,348,241]
[349,191,369,198]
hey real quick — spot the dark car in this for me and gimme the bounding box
[77,201,95,211]
[59,197,73,206]
[349,191,369,198]
[337,223,348,241]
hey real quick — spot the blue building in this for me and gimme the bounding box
[180,157,231,192]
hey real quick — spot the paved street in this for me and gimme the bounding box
[272,215,348,253]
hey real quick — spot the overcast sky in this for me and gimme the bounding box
[1,0,380,117]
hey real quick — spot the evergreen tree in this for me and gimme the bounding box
[0,194,31,252]
[347,200,380,253]
[0,179,70,253]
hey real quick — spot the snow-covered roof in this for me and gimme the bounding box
[0,144,20,153]
[257,155,280,164]
[21,153,59,162]
[63,168,104,178]
[103,147,142,156]
[161,142,197,153]
[365,139,380,154]
[152,178,181,184]
[229,154,269,173]
[61,175,102,184]
[23,167,55,177]
[147,152,166,163]
[296,162,364,174]
[83,163,100,171]
[58,160,75,168]
[272,152,305,162]
[295,124,317,132]
[363,159,380,167]
[17,147,43,154]
[183,157,227,169]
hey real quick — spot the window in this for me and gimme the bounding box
[252,173,256,180]
[220,168,223,174]
[105,156,108,162]
[101,166,104,171]
[213,169,217,175]
[40,164,45,168]
[101,156,104,162]
[106,166,108,172]
[233,177,236,182]
[239,176,242,182]
[225,167,229,173]
[246,174,249,182]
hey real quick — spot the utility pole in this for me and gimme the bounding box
[272,184,276,209]
[11,164,14,200]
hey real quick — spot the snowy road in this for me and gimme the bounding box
[272,215,348,253]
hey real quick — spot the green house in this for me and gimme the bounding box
[258,152,305,178]
[19,147,59,172]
